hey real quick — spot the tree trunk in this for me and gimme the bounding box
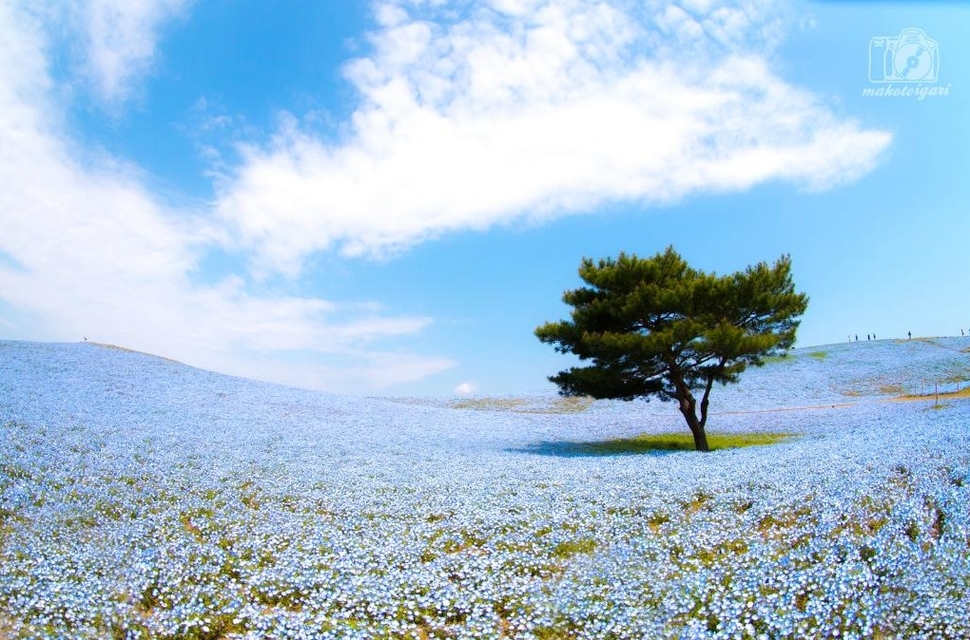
[689,424,710,452]
[676,392,711,452]
[668,360,712,452]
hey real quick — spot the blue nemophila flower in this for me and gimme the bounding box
[1,339,970,637]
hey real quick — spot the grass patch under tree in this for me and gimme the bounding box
[568,432,795,455]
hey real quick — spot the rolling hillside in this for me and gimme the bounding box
[1,338,969,638]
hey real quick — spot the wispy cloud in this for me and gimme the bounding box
[71,0,189,107]
[215,0,891,275]
[0,0,452,393]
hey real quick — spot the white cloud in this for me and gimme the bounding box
[0,0,453,393]
[454,381,478,396]
[214,0,891,276]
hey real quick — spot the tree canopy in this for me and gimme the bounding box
[535,246,809,451]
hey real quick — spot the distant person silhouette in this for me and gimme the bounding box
[908,331,912,339]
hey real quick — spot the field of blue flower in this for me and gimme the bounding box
[2,338,970,639]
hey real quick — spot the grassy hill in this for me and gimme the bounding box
[1,338,969,638]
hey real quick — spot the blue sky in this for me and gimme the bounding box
[0,0,967,396]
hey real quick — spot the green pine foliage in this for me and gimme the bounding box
[535,246,809,451]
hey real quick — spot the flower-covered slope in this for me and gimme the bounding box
[419,336,970,416]
[1,339,969,639]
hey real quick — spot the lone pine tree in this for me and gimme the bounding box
[535,246,809,452]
